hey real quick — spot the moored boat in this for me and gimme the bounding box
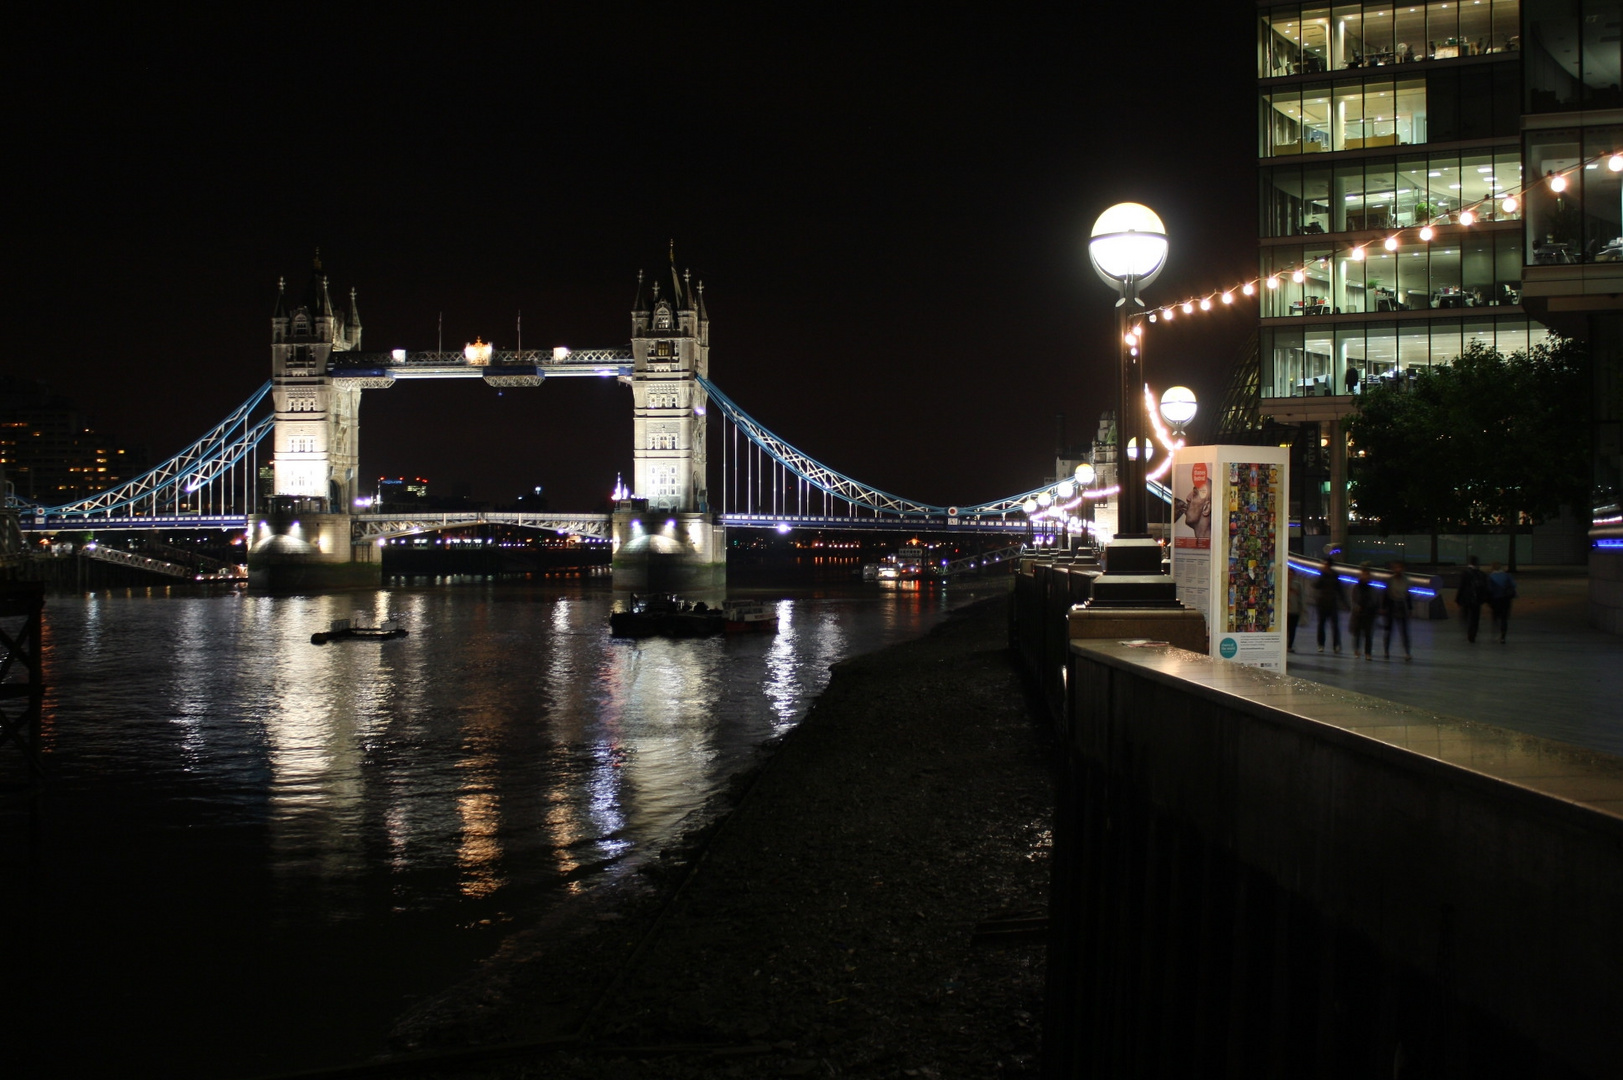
[722,599,779,634]
[609,595,724,638]
[311,618,408,645]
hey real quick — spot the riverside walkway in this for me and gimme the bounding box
[1286,567,1623,757]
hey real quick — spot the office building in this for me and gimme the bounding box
[1250,1,1620,576]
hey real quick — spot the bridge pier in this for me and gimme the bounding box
[610,501,726,594]
[246,503,380,591]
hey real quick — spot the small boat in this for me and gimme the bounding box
[311,618,408,645]
[609,595,724,638]
[722,599,779,634]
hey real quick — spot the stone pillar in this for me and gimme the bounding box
[610,501,726,595]
[1327,415,1348,548]
[247,505,379,591]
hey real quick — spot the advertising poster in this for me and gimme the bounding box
[1218,460,1285,671]
[1170,454,1214,624]
[1171,445,1289,671]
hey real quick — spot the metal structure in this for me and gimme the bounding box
[353,511,614,543]
[701,377,1058,521]
[16,382,272,523]
[0,584,45,776]
[329,348,634,384]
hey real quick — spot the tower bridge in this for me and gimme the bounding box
[13,255,1143,589]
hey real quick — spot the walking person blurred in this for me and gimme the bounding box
[1383,560,1413,660]
[1314,556,1344,654]
[1286,566,1310,652]
[1349,562,1377,661]
[1455,555,1488,643]
[1487,561,1517,643]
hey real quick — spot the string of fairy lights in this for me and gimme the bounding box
[1127,147,1623,339]
[1027,146,1623,532]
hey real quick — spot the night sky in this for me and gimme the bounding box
[14,7,1258,511]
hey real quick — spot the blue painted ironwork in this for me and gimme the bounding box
[24,382,272,524]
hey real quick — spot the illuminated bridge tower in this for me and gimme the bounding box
[249,256,379,589]
[269,258,362,508]
[613,260,726,592]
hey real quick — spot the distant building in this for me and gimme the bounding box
[0,375,145,505]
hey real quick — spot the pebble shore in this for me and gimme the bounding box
[384,589,1054,1079]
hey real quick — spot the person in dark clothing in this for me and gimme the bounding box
[1455,555,1488,642]
[1349,563,1377,660]
[1383,560,1413,660]
[1487,562,1517,643]
[1314,556,1344,653]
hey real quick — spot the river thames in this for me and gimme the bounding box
[3,571,1007,1078]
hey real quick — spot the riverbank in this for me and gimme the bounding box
[376,589,1054,1079]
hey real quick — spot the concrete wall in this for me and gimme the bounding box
[1045,641,1622,1079]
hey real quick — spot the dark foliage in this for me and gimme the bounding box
[1347,338,1589,534]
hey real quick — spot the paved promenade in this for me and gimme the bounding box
[1286,567,1623,757]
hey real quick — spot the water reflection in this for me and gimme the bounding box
[20,577,1000,1078]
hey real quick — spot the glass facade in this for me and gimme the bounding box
[1525,124,1623,263]
[1262,148,1523,235]
[1259,2,1523,77]
[1258,0,1557,400]
[1263,316,1554,396]
[1523,0,1623,111]
[1260,228,1524,316]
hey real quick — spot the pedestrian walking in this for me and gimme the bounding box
[1487,561,1517,643]
[1383,559,1413,660]
[1313,556,1344,653]
[1350,562,1377,660]
[1286,567,1310,652]
[1455,555,1488,643]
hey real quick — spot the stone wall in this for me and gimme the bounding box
[1045,640,1622,1078]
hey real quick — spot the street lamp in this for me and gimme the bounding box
[1090,203,1168,536]
[1159,385,1198,438]
[1073,462,1097,551]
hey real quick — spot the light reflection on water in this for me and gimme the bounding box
[14,575,998,1078]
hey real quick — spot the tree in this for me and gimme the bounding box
[1347,338,1588,569]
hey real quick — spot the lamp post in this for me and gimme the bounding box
[1159,385,1198,440]
[1090,203,1168,537]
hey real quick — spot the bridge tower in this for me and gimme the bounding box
[268,254,363,509]
[630,263,709,510]
[612,257,725,592]
[248,254,379,590]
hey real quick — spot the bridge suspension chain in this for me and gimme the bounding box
[28,381,273,519]
[701,376,1067,520]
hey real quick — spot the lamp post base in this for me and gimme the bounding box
[1085,535,1180,608]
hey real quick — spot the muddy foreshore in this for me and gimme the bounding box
[364,589,1054,1079]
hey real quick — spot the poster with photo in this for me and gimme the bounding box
[1170,450,1216,627]
[1171,461,1213,550]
